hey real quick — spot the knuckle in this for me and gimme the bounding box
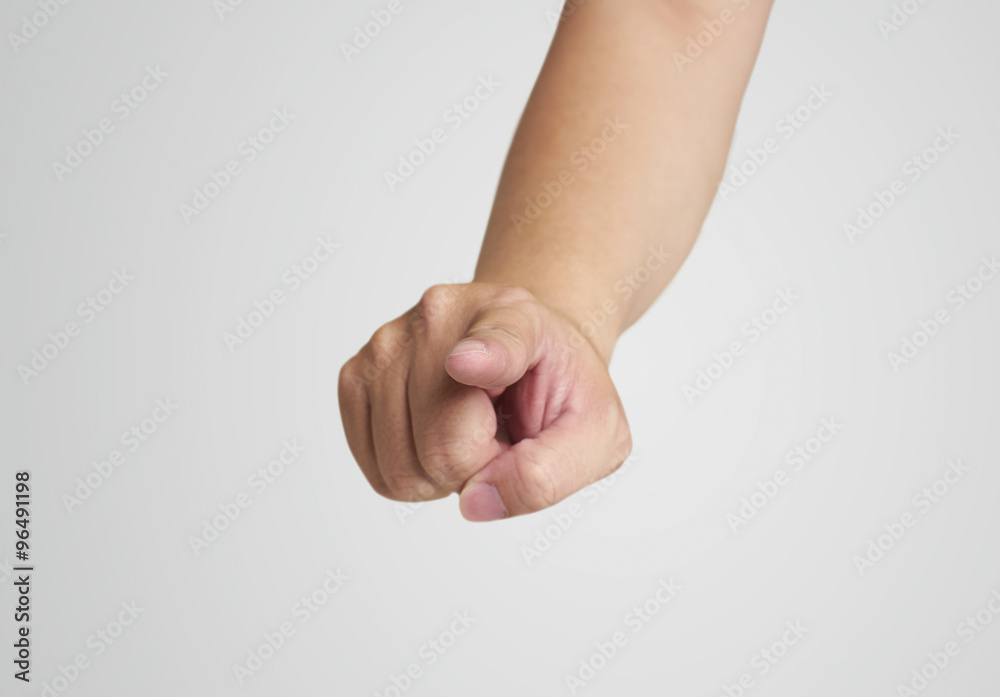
[367,324,405,368]
[422,283,458,307]
[412,284,458,332]
[493,284,534,306]
[337,360,353,397]
[338,357,366,397]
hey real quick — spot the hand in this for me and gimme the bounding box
[338,282,632,521]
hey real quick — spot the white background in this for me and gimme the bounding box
[1,0,998,695]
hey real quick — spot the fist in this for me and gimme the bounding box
[337,283,632,521]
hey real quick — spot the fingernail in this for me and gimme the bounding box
[449,339,488,358]
[460,483,508,522]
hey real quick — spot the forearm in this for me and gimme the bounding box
[473,0,775,363]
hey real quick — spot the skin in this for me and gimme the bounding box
[339,0,776,521]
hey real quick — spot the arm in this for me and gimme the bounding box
[476,0,775,363]
[339,0,775,522]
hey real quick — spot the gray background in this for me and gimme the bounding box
[1,0,999,695]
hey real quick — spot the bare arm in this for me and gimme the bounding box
[475,0,775,362]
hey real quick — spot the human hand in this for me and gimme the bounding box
[338,283,632,521]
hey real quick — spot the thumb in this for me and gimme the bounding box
[458,403,632,521]
[445,304,545,390]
